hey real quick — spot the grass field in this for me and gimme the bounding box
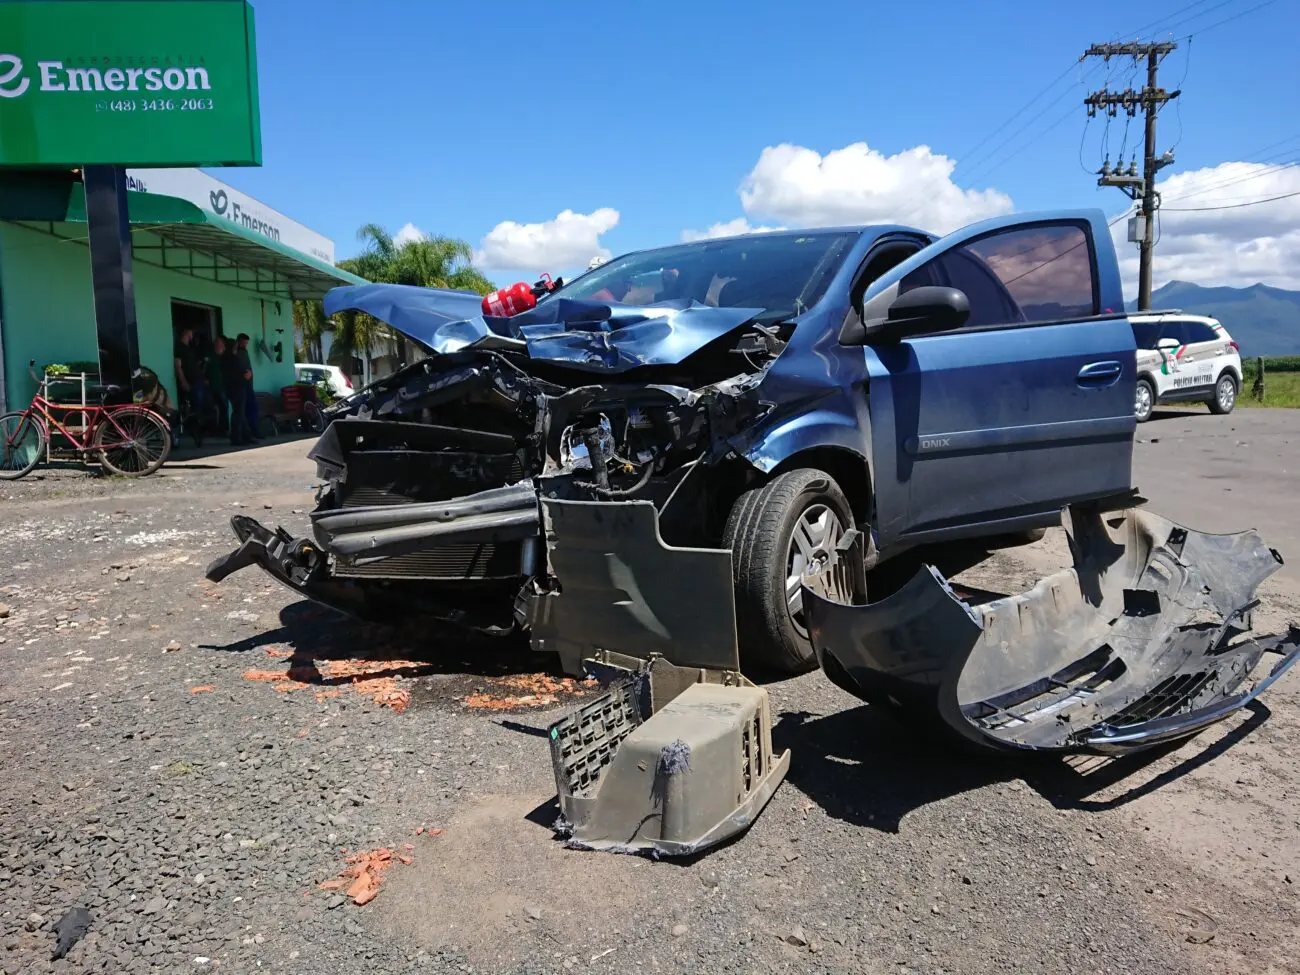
[1241,357,1300,408]
[1237,356,1300,405]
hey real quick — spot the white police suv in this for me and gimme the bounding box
[1131,312,1243,422]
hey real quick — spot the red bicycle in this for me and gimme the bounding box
[0,364,172,480]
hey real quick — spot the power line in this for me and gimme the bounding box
[1175,0,1279,37]
[1169,37,1193,149]
[1078,116,1095,174]
[1163,189,1300,210]
[1138,0,1241,38]
[1082,41,1180,311]
[960,61,1104,186]
[1123,0,1222,39]
[1162,158,1298,203]
[1232,132,1300,159]
[952,63,1079,175]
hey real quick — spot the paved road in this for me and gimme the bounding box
[1133,407,1299,577]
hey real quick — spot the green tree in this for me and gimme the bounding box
[292,298,329,362]
[300,224,494,377]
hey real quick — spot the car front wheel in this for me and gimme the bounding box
[1135,378,1156,422]
[1209,373,1238,415]
[723,468,864,674]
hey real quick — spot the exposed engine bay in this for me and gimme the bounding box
[207,303,790,672]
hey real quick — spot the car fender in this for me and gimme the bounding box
[733,403,872,488]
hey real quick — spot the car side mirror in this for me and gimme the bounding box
[1156,337,1179,350]
[857,286,969,343]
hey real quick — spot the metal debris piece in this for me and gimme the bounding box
[806,505,1299,755]
[50,907,92,960]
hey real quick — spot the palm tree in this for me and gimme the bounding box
[292,298,329,362]
[311,224,495,381]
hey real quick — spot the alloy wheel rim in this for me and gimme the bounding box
[1219,378,1235,411]
[785,504,853,639]
[1135,384,1152,418]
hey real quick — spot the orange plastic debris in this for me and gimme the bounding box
[240,657,426,713]
[462,672,596,710]
[189,685,217,695]
[242,669,299,685]
[316,847,407,906]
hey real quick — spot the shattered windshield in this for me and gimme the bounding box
[550,231,860,322]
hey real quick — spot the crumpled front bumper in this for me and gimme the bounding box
[204,491,747,675]
[804,506,1300,755]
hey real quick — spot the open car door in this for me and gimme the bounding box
[854,209,1135,550]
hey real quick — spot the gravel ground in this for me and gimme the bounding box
[1,420,1297,975]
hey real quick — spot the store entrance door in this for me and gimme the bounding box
[171,299,223,362]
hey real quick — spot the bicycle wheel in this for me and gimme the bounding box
[94,406,172,477]
[0,412,46,480]
[303,400,325,434]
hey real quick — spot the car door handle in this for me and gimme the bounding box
[1077,360,1122,387]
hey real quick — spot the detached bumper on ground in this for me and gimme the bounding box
[205,498,1298,857]
[805,506,1300,755]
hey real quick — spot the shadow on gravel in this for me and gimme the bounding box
[773,707,1016,833]
[776,701,1272,830]
[1026,700,1272,812]
[1145,407,1204,423]
[199,599,557,680]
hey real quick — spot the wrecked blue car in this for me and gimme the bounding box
[207,209,1295,757]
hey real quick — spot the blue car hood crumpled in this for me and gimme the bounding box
[322,283,764,374]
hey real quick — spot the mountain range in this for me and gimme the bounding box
[1127,281,1300,356]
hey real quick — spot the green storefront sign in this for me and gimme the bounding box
[0,0,260,167]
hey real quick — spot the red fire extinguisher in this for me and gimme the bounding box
[481,281,537,318]
[481,273,564,317]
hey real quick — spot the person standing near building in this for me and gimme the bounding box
[223,335,254,445]
[234,333,263,443]
[207,335,230,436]
[173,327,208,446]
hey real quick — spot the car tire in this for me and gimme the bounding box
[1209,372,1238,415]
[723,468,864,675]
[1134,377,1156,422]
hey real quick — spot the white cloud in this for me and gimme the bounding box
[736,142,1014,234]
[393,222,425,247]
[679,218,786,242]
[1111,161,1300,293]
[475,208,620,272]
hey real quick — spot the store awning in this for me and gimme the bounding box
[0,174,365,301]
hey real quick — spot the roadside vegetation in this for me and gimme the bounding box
[1241,356,1300,408]
[293,224,495,366]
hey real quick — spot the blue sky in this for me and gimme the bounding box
[221,0,1300,289]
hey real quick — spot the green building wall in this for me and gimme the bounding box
[0,221,294,412]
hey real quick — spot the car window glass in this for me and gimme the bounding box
[898,223,1097,331]
[935,249,1021,328]
[964,224,1096,322]
[1187,322,1217,343]
[552,231,859,323]
[1132,321,1165,349]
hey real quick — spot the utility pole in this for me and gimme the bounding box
[1082,42,1180,310]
